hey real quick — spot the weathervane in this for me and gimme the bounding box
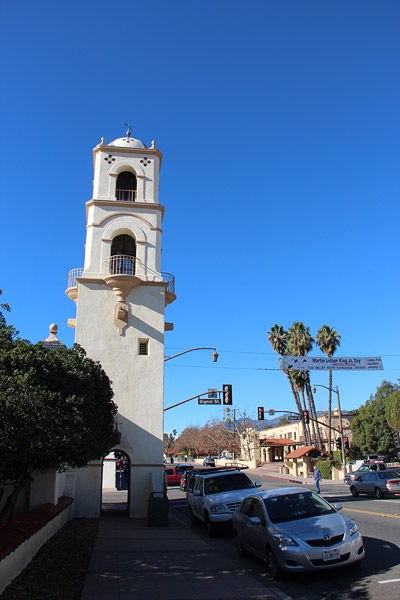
[125,122,132,139]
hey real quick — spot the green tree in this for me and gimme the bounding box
[277,417,290,426]
[350,381,398,457]
[316,325,341,456]
[267,324,311,445]
[163,429,177,455]
[0,303,117,523]
[385,389,400,431]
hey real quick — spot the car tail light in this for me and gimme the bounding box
[386,480,397,484]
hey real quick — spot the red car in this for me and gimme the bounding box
[164,464,193,487]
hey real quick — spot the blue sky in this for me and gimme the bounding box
[1,1,399,435]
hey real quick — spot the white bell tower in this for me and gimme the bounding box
[66,128,175,518]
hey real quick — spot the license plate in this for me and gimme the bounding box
[322,549,340,562]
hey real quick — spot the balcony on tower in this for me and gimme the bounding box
[66,258,175,306]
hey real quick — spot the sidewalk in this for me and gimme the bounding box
[253,463,340,488]
[80,513,288,600]
[80,465,341,600]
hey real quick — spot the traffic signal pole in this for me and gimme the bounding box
[312,384,346,478]
[164,388,231,411]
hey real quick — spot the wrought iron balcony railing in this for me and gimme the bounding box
[67,258,175,295]
[67,268,84,289]
[106,254,137,276]
[116,189,136,202]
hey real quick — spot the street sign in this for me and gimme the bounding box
[281,356,383,371]
[268,409,275,416]
[198,397,221,405]
[287,414,301,421]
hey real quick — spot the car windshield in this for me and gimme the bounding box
[263,492,336,523]
[378,471,399,480]
[203,473,254,494]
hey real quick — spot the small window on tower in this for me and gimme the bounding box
[138,340,149,355]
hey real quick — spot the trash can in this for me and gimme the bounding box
[147,492,169,526]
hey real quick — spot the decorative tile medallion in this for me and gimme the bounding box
[104,154,116,164]
[140,157,151,167]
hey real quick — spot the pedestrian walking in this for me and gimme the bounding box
[314,465,322,494]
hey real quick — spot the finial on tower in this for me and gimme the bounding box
[125,122,132,139]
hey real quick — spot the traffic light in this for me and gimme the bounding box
[344,437,349,450]
[303,410,310,424]
[258,407,265,420]
[223,384,232,405]
[336,438,342,450]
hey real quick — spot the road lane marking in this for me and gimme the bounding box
[378,578,400,584]
[343,507,400,518]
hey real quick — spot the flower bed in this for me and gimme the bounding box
[0,496,73,594]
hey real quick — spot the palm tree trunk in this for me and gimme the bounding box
[300,388,307,412]
[328,370,332,456]
[284,370,311,445]
[304,373,323,448]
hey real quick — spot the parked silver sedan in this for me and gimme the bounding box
[232,488,364,579]
[350,470,400,498]
[344,461,386,485]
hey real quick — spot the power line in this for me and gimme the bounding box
[165,347,400,358]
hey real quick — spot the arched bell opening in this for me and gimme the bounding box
[101,450,130,514]
[109,234,137,275]
[116,170,137,202]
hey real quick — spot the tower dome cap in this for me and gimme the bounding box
[108,137,146,148]
[109,123,147,148]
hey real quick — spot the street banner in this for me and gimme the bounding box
[281,356,383,371]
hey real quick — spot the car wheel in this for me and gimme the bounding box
[375,487,384,499]
[235,531,248,557]
[205,513,216,537]
[188,506,199,525]
[350,486,359,497]
[266,548,282,580]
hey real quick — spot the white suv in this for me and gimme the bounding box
[186,467,262,536]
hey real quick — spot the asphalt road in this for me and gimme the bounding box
[168,473,400,600]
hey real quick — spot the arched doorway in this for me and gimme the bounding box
[101,450,130,513]
[109,234,136,275]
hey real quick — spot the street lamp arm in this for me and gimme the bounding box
[312,383,339,394]
[164,347,218,362]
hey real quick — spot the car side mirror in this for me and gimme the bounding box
[254,481,262,487]
[249,516,262,525]
[193,489,201,496]
[333,503,343,511]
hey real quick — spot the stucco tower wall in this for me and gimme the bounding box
[74,282,165,517]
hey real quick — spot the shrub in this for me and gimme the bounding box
[317,461,332,480]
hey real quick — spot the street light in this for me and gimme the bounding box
[164,347,218,362]
[312,384,346,478]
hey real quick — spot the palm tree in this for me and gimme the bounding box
[287,322,322,448]
[316,325,341,456]
[290,370,308,412]
[267,324,311,445]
